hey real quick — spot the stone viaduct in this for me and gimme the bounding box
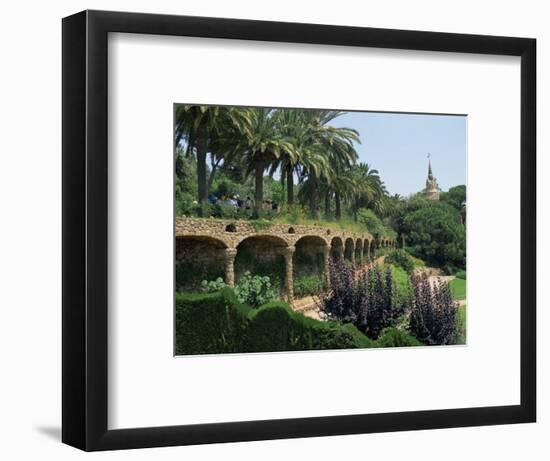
[175,217,396,304]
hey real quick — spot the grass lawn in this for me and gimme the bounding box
[449,277,466,300]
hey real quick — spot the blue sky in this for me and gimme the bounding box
[329,111,467,197]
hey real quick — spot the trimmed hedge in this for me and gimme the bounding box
[175,289,378,355]
[175,289,250,355]
[375,328,423,348]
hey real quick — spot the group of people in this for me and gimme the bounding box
[207,193,279,212]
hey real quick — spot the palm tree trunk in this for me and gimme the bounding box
[196,133,208,203]
[286,167,294,205]
[254,160,264,210]
[335,192,342,220]
[308,172,317,218]
[324,190,330,216]
[280,170,285,205]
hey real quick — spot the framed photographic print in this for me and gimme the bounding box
[62,10,536,451]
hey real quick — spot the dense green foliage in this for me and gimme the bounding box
[176,260,224,292]
[293,274,326,298]
[200,277,227,293]
[234,250,285,293]
[388,265,414,306]
[175,289,250,355]
[402,202,466,272]
[200,272,277,307]
[440,185,466,212]
[385,249,415,274]
[234,272,277,307]
[357,208,396,240]
[375,328,423,348]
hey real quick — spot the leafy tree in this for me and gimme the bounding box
[440,185,466,211]
[402,203,465,271]
[357,208,396,240]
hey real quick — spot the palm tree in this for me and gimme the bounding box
[348,163,388,220]
[225,108,296,209]
[298,111,359,217]
[174,105,251,203]
[269,109,328,206]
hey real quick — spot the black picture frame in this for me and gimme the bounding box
[62,9,536,451]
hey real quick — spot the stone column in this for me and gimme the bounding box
[283,246,296,304]
[223,248,238,287]
[366,241,371,261]
[323,245,331,288]
[358,242,364,266]
[350,241,355,266]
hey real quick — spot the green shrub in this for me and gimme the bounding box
[357,208,396,240]
[175,289,250,355]
[293,274,325,297]
[385,249,415,273]
[244,302,312,352]
[455,270,466,280]
[376,328,422,347]
[234,272,277,307]
[235,250,285,292]
[313,322,375,349]
[200,277,227,293]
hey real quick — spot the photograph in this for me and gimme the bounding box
[174,105,467,355]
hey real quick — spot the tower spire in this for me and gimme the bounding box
[424,153,439,200]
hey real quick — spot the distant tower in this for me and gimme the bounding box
[424,154,440,200]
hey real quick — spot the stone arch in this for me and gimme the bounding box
[235,235,289,298]
[354,238,363,265]
[370,239,376,259]
[293,235,329,296]
[363,238,370,261]
[288,226,296,234]
[344,237,354,263]
[175,235,229,291]
[330,236,344,262]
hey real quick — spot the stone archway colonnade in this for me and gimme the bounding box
[175,217,396,304]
